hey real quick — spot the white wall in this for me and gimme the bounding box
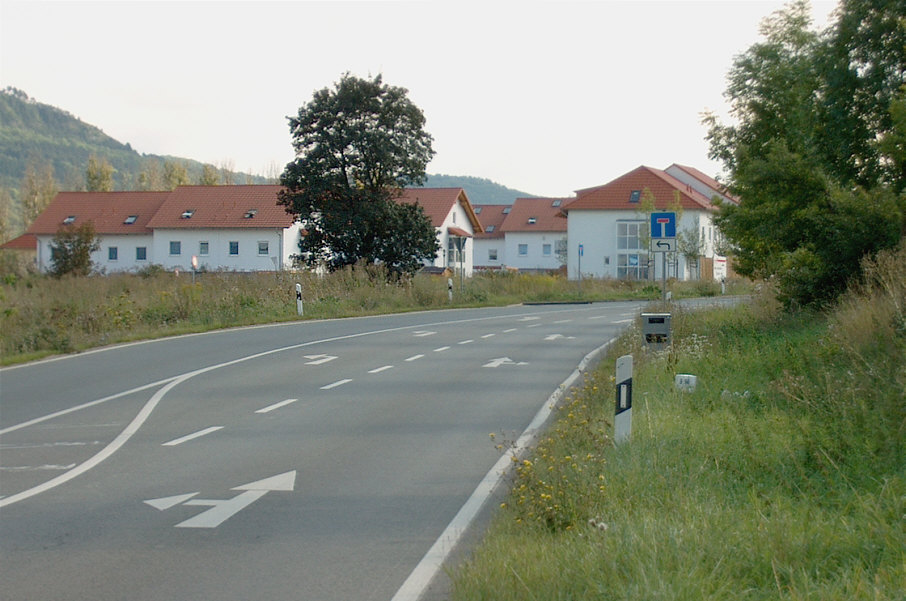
[504,232,566,271]
[36,233,155,273]
[152,227,301,272]
[473,237,505,269]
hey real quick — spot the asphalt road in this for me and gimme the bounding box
[0,302,642,601]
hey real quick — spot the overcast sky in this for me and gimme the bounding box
[1,0,838,197]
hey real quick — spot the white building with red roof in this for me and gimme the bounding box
[562,165,735,281]
[471,204,511,270]
[498,197,570,272]
[397,188,482,276]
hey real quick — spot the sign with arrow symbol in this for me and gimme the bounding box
[144,471,296,529]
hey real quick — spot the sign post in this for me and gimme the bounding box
[295,283,303,316]
[615,355,633,444]
[650,212,676,302]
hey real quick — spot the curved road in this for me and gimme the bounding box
[0,302,641,601]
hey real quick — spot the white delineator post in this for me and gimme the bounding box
[295,283,303,316]
[615,355,633,444]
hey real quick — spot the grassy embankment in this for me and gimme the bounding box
[0,266,744,365]
[453,244,906,600]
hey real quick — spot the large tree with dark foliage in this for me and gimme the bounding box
[704,0,905,308]
[279,74,439,277]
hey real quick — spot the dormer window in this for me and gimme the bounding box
[244,209,258,219]
[629,190,641,203]
[181,209,195,219]
[63,215,76,225]
[552,199,562,207]
[124,215,138,225]
[528,217,537,225]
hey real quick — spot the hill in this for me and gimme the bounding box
[0,88,534,238]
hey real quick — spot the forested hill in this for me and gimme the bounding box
[0,88,533,235]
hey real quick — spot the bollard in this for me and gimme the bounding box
[295,283,303,316]
[615,355,633,444]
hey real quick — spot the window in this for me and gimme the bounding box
[181,209,195,219]
[527,217,537,225]
[518,244,528,256]
[551,199,562,207]
[485,225,495,233]
[629,190,641,203]
[542,243,551,256]
[229,241,239,256]
[474,206,483,214]
[503,207,511,214]
[452,213,456,223]
[63,215,76,225]
[258,241,269,256]
[617,221,648,279]
[169,241,181,256]
[124,215,137,225]
[108,247,118,261]
[489,249,498,261]
[136,247,147,261]
[199,241,209,256]
[244,209,258,219]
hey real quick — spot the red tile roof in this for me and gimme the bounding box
[500,197,570,233]
[146,185,294,229]
[567,166,716,212]
[1,233,37,250]
[25,191,170,235]
[472,205,511,239]
[396,188,482,231]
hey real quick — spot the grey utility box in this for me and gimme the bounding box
[641,313,671,350]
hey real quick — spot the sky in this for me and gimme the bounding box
[1,0,839,198]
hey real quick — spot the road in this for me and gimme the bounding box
[0,302,641,601]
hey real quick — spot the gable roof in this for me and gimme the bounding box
[1,233,37,250]
[472,204,511,238]
[665,163,739,205]
[25,191,170,235]
[566,166,716,212]
[146,185,293,229]
[500,197,570,233]
[397,188,482,232]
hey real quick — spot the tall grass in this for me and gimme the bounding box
[453,244,906,600]
[0,263,750,364]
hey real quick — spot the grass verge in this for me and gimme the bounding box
[452,246,906,600]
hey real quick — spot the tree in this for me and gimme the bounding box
[50,222,100,277]
[164,160,190,190]
[86,155,114,191]
[198,164,219,186]
[705,0,906,307]
[279,73,439,277]
[21,159,58,225]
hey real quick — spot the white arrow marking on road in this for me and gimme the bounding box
[483,357,529,368]
[304,354,338,365]
[413,331,437,337]
[145,471,296,529]
[544,334,576,341]
[144,492,199,511]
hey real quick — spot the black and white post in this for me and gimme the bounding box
[615,354,633,444]
[295,283,303,316]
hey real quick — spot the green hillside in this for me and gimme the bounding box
[422,174,536,205]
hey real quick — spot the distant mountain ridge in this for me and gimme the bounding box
[0,88,534,235]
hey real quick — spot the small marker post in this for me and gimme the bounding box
[615,355,633,444]
[295,283,303,316]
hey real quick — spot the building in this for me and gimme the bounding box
[471,205,511,270]
[398,188,482,276]
[498,197,570,272]
[562,165,734,281]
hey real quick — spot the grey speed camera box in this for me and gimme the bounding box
[641,312,671,350]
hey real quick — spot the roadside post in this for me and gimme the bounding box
[447,277,453,303]
[615,355,633,444]
[578,244,583,290]
[295,283,303,316]
[191,255,198,284]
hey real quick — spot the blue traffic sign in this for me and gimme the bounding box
[650,212,676,238]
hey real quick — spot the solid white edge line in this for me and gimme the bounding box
[390,337,616,601]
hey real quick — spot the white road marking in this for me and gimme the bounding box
[503,328,518,333]
[615,318,634,324]
[553,319,573,324]
[162,426,223,447]
[404,354,424,362]
[0,441,100,449]
[320,379,352,390]
[413,330,436,337]
[518,316,540,321]
[544,334,576,341]
[255,398,299,414]
[144,493,199,511]
[304,354,337,365]
[458,339,474,345]
[481,334,495,339]
[368,365,394,374]
[527,323,542,328]
[433,346,450,352]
